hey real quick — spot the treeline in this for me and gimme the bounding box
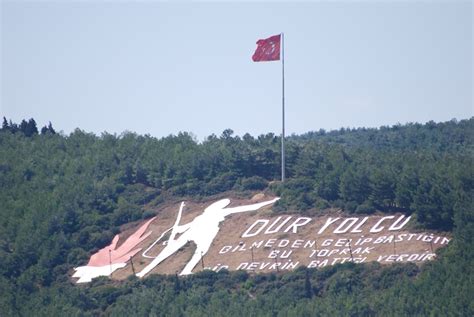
[2,118,471,229]
[0,118,472,315]
[2,117,56,136]
[293,119,470,152]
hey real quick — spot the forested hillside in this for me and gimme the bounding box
[0,118,472,316]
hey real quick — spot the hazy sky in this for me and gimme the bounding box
[1,0,472,140]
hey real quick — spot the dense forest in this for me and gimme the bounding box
[0,117,472,316]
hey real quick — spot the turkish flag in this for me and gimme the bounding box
[252,34,281,62]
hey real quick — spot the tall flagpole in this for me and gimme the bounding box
[281,32,285,183]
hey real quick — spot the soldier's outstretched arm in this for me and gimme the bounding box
[223,197,280,216]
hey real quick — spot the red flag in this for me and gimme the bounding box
[252,34,281,62]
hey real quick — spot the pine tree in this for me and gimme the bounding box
[9,120,19,133]
[2,117,8,131]
[19,119,28,134]
[25,118,38,137]
[47,122,56,134]
[40,122,56,135]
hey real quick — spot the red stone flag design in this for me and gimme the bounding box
[87,216,156,266]
[252,34,281,62]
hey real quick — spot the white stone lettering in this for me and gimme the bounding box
[264,239,277,248]
[388,215,411,231]
[284,217,312,233]
[317,217,340,234]
[321,239,333,247]
[278,239,290,248]
[242,219,270,238]
[219,246,232,254]
[334,218,359,234]
[335,238,350,247]
[351,217,369,233]
[370,216,395,233]
[264,216,293,234]
[291,239,304,248]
